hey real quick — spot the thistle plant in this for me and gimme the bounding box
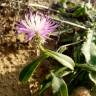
[17,10,75,96]
[16,1,96,96]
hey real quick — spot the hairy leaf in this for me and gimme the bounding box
[81,29,96,64]
[51,72,68,96]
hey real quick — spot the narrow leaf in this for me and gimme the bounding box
[89,72,96,84]
[40,79,51,96]
[19,54,48,82]
[55,67,72,77]
[44,49,75,70]
[46,67,72,79]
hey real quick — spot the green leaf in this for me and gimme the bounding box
[89,72,96,84]
[44,49,75,70]
[60,0,67,3]
[40,79,52,96]
[76,64,96,72]
[19,54,48,82]
[72,2,89,17]
[51,72,68,96]
[40,67,72,95]
[81,29,96,64]
[55,67,72,77]
[46,67,72,79]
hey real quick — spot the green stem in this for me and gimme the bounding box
[52,17,87,30]
[57,40,84,53]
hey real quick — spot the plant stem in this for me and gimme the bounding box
[57,40,84,53]
[28,3,58,13]
[52,17,87,30]
[64,40,84,47]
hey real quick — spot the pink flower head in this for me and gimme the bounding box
[16,11,58,43]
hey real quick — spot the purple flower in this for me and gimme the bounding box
[16,11,58,43]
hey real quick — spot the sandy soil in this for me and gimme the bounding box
[0,0,52,96]
[0,0,36,96]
